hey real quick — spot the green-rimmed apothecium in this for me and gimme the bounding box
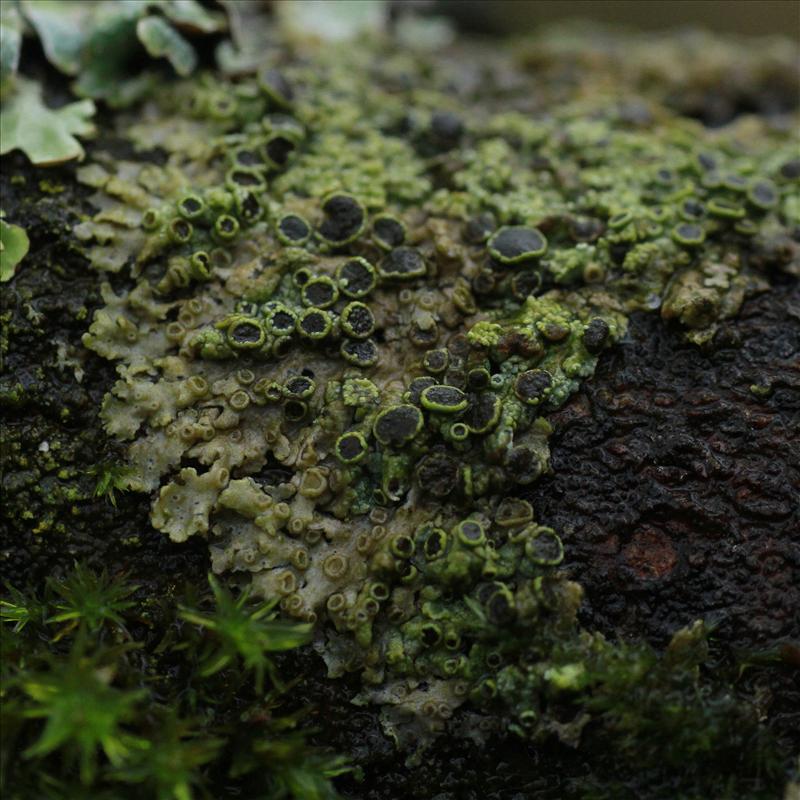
[406,376,438,405]
[140,207,163,231]
[582,318,611,354]
[779,158,800,180]
[607,210,634,230]
[226,317,265,349]
[283,399,308,421]
[296,308,332,340]
[254,378,284,402]
[189,251,212,280]
[421,527,449,561]
[467,367,491,390]
[177,193,206,221]
[168,218,193,244]
[283,375,316,399]
[335,431,368,464]
[379,246,427,280]
[317,193,366,247]
[292,267,313,288]
[487,226,547,264]
[448,421,470,441]
[262,134,297,170]
[680,199,705,221]
[746,179,778,210]
[214,214,240,241]
[672,222,705,246]
[454,519,486,547]
[510,271,542,301]
[408,320,439,348]
[272,336,293,358]
[236,192,263,225]
[420,621,443,646]
[340,301,375,339]
[722,173,747,193]
[275,213,311,245]
[371,214,406,250]
[734,218,759,236]
[231,147,266,170]
[420,384,468,413]
[485,585,517,625]
[301,276,339,308]
[462,393,502,434]
[495,497,534,528]
[464,212,496,244]
[390,534,414,558]
[258,67,295,109]
[569,217,603,243]
[263,302,297,336]
[422,348,449,374]
[707,197,746,219]
[373,404,423,447]
[340,337,378,366]
[336,257,377,298]
[524,526,564,565]
[226,167,267,192]
[514,369,552,406]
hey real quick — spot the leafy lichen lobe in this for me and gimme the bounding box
[75,21,799,761]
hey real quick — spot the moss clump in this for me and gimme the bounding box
[1,565,347,799]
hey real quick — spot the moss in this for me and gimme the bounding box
[0,566,346,799]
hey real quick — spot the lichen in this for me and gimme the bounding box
[76,17,799,764]
[0,213,29,282]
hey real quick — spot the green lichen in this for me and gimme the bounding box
[72,11,798,777]
[0,213,29,281]
[16,0,227,105]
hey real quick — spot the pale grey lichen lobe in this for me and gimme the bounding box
[78,33,799,755]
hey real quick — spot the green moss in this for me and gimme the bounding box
[1,566,346,799]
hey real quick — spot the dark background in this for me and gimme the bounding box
[436,0,800,39]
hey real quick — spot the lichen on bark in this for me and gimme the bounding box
[3,9,799,798]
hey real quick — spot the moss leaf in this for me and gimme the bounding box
[0,218,31,283]
[136,15,197,77]
[0,77,95,164]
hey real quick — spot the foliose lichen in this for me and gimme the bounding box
[75,24,799,759]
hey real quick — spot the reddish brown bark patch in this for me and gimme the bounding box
[623,528,678,580]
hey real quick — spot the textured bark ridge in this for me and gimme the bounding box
[534,285,800,649]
